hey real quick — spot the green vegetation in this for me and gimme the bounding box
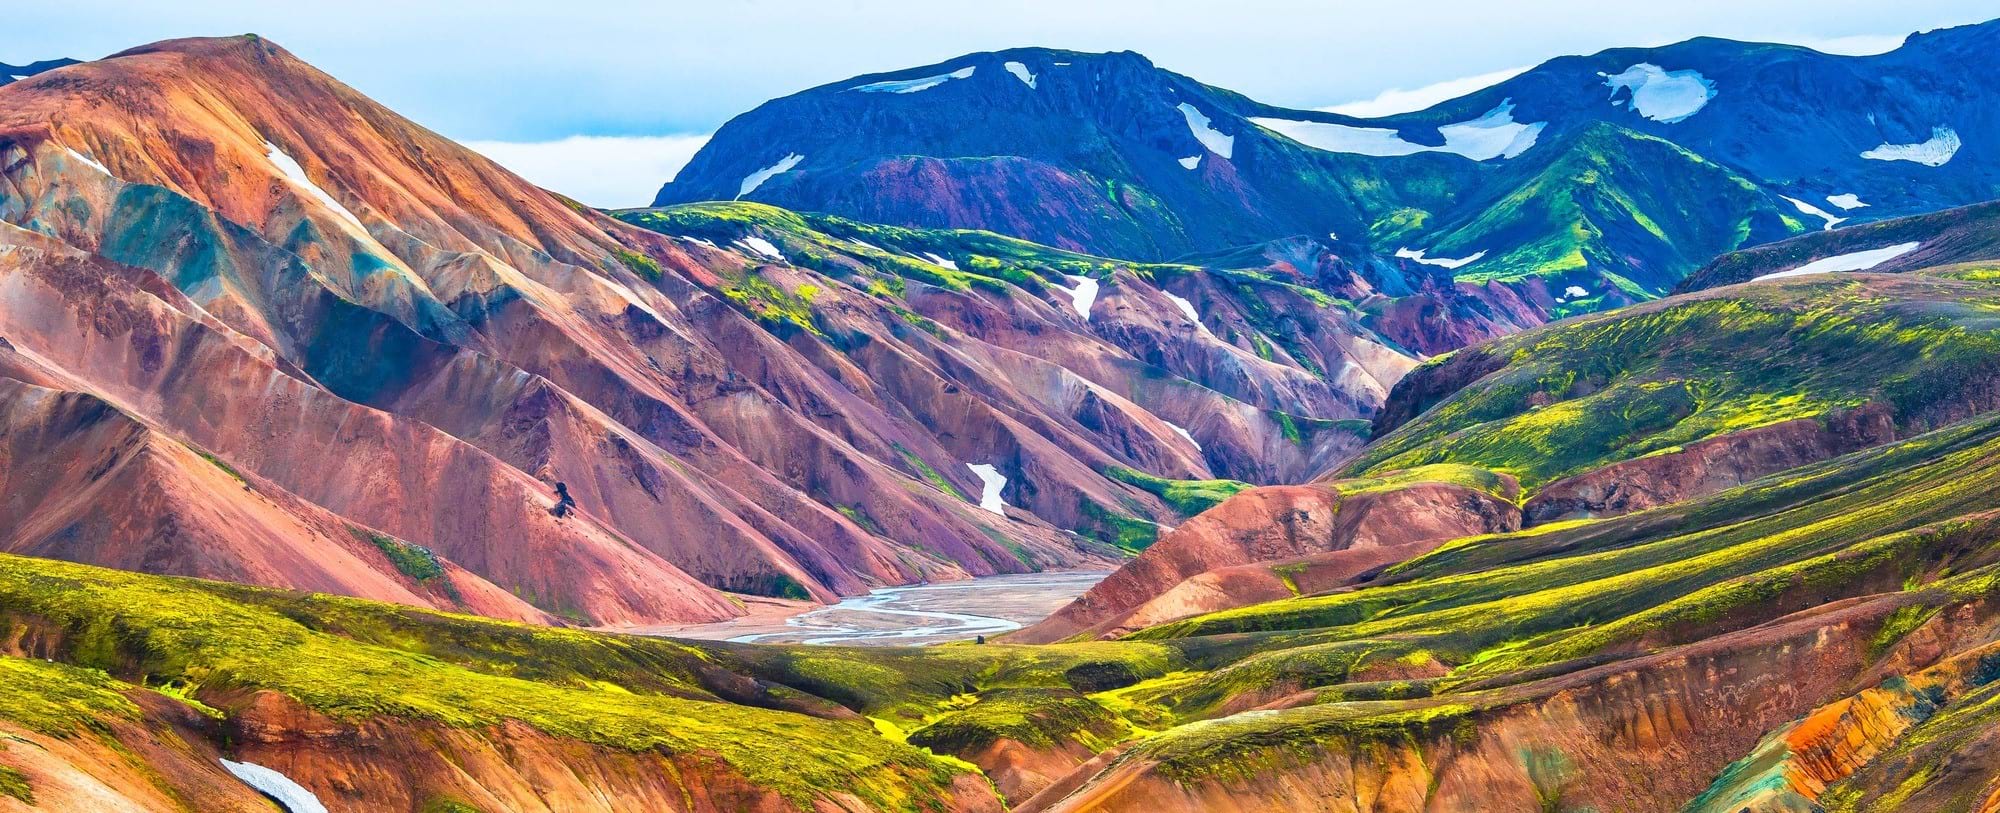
[349,526,445,582]
[1103,466,1252,516]
[0,765,30,806]
[1080,499,1160,554]
[611,247,662,280]
[0,656,141,736]
[1350,273,2000,490]
[1330,463,1518,503]
[0,556,971,809]
[891,443,965,500]
[182,441,246,483]
[907,688,1131,755]
[720,271,823,336]
[1438,124,1802,295]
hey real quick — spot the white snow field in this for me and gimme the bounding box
[853,66,975,94]
[738,153,804,198]
[1251,101,1543,161]
[1601,63,1716,123]
[967,464,1008,514]
[1861,127,1961,167]
[1754,242,1921,281]
[1178,103,1235,159]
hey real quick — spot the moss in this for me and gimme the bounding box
[890,443,965,500]
[0,765,30,806]
[719,272,822,336]
[349,526,444,583]
[420,798,486,813]
[1080,501,1159,554]
[0,556,971,810]
[612,248,662,280]
[1351,275,2000,492]
[1103,466,1251,517]
[181,442,246,483]
[907,688,1130,755]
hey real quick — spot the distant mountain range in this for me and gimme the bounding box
[659,20,1999,315]
[0,58,77,86]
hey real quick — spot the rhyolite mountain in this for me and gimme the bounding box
[659,19,2000,315]
[0,35,1456,626]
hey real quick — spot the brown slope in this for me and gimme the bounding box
[0,220,739,626]
[0,377,548,623]
[1014,476,1521,642]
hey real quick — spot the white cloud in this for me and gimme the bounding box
[464,134,710,209]
[1787,33,1908,55]
[1321,66,1530,118]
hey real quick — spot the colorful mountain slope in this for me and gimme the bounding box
[0,34,1456,626]
[13,265,2000,811]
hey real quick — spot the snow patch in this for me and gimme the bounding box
[1434,101,1546,160]
[63,147,111,177]
[1177,104,1234,159]
[1396,247,1487,269]
[733,236,786,262]
[1754,242,1922,281]
[679,236,720,250]
[221,760,328,813]
[1861,128,1960,167]
[1164,291,1201,322]
[967,464,1007,515]
[1783,195,1845,230]
[1003,61,1037,89]
[922,252,959,270]
[738,153,804,198]
[264,141,366,232]
[1564,285,1589,299]
[1825,193,1867,211]
[1166,421,1201,450]
[1601,63,1716,123]
[1251,100,1543,161]
[854,66,975,94]
[1178,155,1202,170]
[1060,275,1099,320]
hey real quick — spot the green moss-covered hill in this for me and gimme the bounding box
[1349,269,2000,491]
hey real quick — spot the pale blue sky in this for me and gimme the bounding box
[10,1,1994,205]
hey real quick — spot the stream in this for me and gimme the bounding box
[661,570,1108,646]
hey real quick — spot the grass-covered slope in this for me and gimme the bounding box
[1348,270,2000,491]
[1039,398,2000,811]
[1421,123,1803,302]
[0,551,1195,811]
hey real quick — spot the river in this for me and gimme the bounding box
[653,570,1108,646]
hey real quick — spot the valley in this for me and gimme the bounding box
[655,570,1110,646]
[3,12,2000,813]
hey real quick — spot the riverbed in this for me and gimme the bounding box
[648,570,1108,646]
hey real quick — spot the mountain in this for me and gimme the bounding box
[1007,267,2000,811]
[13,266,2000,812]
[0,58,78,86]
[658,20,2000,316]
[0,35,1476,626]
[1679,198,2000,290]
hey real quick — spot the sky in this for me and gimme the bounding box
[9,1,1994,206]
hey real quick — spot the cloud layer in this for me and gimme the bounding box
[465,134,710,209]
